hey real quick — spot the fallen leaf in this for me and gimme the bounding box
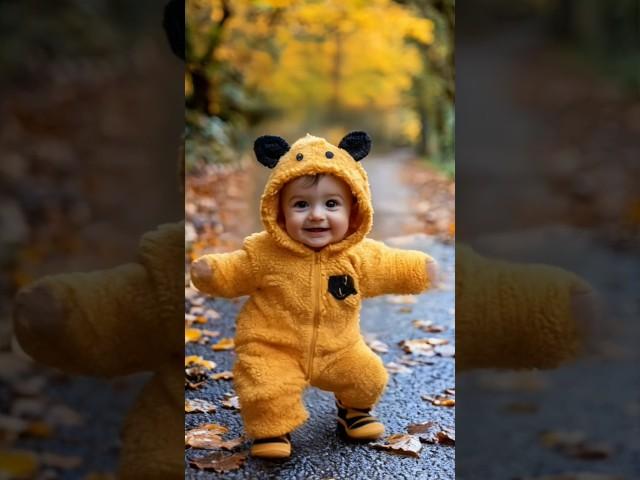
[205,309,221,321]
[368,340,390,354]
[211,338,235,351]
[371,434,422,457]
[444,388,455,396]
[190,296,206,307]
[190,306,205,316]
[185,399,217,414]
[412,319,446,333]
[189,451,247,473]
[221,395,241,410]
[385,362,412,375]
[422,395,455,407]
[407,422,455,445]
[185,356,216,370]
[425,338,449,346]
[185,328,203,344]
[397,306,413,314]
[185,424,229,449]
[219,436,245,451]
[399,339,435,356]
[212,371,234,381]
[387,295,417,305]
[201,329,221,338]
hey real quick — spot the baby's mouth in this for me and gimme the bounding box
[304,227,329,232]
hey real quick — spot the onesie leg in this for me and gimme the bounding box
[233,343,308,439]
[312,340,388,409]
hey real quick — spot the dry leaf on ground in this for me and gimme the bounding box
[185,424,229,449]
[387,295,417,305]
[539,430,613,460]
[185,356,216,370]
[185,399,217,414]
[185,328,203,344]
[422,395,455,407]
[212,371,234,381]
[399,339,435,356]
[386,362,412,375]
[368,340,390,354]
[221,395,241,410]
[407,422,455,445]
[412,319,446,333]
[212,338,235,351]
[371,434,422,457]
[189,451,247,473]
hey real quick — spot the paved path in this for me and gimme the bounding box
[185,236,454,480]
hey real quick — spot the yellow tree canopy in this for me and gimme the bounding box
[192,0,434,112]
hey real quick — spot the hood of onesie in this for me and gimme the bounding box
[255,131,374,256]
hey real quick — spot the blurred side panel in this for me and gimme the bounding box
[457,0,640,478]
[0,1,183,478]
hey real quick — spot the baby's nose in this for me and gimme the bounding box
[308,205,325,220]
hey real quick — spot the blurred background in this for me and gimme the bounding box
[185,0,455,260]
[457,1,640,479]
[0,1,182,478]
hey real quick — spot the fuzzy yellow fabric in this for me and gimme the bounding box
[456,244,586,371]
[15,222,184,479]
[192,134,434,439]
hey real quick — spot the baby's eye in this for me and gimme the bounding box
[293,200,308,209]
[326,199,340,208]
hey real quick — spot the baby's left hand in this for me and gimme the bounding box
[426,259,438,289]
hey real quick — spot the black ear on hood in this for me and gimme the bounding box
[338,131,371,161]
[254,136,290,169]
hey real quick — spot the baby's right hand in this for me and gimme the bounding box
[190,258,212,289]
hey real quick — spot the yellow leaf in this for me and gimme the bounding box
[185,328,203,344]
[211,338,235,351]
[185,355,216,370]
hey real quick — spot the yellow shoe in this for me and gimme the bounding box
[250,433,292,459]
[336,399,385,441]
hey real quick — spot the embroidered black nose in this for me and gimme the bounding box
[325,151,334,159]
[328,275,357,300]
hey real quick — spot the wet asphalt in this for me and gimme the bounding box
[185,236,455,480]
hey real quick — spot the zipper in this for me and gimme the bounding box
[306,253,322,380]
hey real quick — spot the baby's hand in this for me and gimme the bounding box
[426,258,438,289]
[190,258,213,289]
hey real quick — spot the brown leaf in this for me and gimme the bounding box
[422,395,455,407]
[185,399,217,414]
[425,338,449,346]
[407,422,455,445]
[219,436,245,451]
[185,424,229,449]
[444,387,455,396]
[212,371,234,381]
[212,338,235,351]
[189,451,247,473]
[371,433,422,457]
[399,339,435,356]
[412,319,446,333]
[221,395,241,410]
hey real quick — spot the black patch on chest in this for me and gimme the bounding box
[328,275,357,300]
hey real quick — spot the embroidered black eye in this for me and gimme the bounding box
[325,151,334,159]
[296,153,303,161]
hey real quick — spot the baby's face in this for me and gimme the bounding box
[280,175,353,250]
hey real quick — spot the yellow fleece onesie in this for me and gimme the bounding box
[191,132,435,439]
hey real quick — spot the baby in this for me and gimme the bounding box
[191,131,437,458]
